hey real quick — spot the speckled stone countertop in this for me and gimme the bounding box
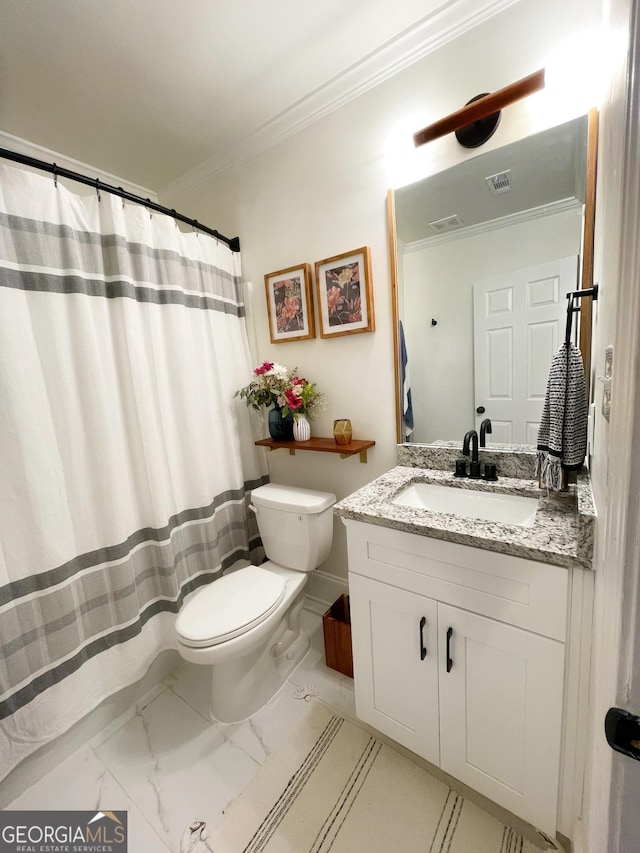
[334,464,595,570]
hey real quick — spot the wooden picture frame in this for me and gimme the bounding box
[314,247,375,338]
[264,263,315,344]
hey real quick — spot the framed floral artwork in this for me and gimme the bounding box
[264,263,316,344]
[314,247,375,338]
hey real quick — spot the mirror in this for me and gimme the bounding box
[389,111,597,446]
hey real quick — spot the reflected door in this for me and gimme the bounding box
[473,256,578,444]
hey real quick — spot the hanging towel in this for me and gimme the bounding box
[535,341,588,490]
[399,321,414,438]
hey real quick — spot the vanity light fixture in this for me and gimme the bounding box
[413,69,545,148]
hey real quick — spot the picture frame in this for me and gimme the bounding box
[264,263,316,344]
[314,247,375,338]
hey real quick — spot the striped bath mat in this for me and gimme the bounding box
[209,701,540,853]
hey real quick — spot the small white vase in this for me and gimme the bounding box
[293,413,311,441]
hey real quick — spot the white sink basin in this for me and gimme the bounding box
[391,482,539,528]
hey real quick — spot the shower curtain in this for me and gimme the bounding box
[0,162,267,780]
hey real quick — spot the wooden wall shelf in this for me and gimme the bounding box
[255,436,375,463]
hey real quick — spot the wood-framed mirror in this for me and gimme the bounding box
[389,109,598,446]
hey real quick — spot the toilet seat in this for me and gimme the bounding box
[175,566,286,648]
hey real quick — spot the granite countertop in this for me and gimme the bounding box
[334,465,594,570]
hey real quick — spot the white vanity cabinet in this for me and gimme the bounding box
[345,519,571,837]
[350,574,441,765]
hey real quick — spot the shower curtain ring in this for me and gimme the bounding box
[118,187,125,209]
[52,163,58,188]
[145,198,153,219]
[95,179,101,201]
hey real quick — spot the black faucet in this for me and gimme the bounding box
[462,429,481,478]
[479,418,492,448]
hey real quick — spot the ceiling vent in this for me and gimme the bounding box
[485,169,514,196]
[428,213,464,233]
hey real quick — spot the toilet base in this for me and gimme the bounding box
[208,592,310,723]
[209,631,311,723]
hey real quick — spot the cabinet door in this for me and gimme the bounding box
[438,603,564,835]
[349,573,439,766]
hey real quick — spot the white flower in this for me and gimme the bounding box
[268,363,289,378]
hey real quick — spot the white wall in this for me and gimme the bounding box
[401,208,582,443]
[580,0,637,849]
[162,0,603,593]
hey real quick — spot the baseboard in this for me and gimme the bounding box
[305,570,348,609]
[567,818,582,852]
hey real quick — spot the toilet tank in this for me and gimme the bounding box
[250,483,336,572]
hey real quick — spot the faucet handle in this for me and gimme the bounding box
[469,460,481,479]
[483,463,498,481]
[454,459,468,478]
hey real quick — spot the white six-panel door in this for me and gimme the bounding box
[473,256,578,444]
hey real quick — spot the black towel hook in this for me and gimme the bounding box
[565,293,579,345]
[565,285,599,345]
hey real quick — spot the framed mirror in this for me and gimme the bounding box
[389,110,598,446]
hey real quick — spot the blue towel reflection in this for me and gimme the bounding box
[399,321,414,438]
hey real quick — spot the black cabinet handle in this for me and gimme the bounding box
[419,616,427,660]
[446,626,453,672]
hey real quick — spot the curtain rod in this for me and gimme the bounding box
[0,146,240,252]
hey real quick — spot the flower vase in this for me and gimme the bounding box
[293,413,311,441]
[268,404,294,441]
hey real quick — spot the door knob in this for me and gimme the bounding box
[605,707,640,760]
[476,406,486,414]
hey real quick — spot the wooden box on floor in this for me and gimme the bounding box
[322,594,353,678]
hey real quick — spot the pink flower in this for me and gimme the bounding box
[348,297,362,323]
[327,285,342,315]
[284,389,303,410]
[254,361,274,375]
[281,296,300,320]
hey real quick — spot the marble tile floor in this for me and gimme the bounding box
[7,607,355,853]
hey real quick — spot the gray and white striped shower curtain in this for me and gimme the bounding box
[0,162,267,779]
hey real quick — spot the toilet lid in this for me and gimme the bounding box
[175,566,286,648]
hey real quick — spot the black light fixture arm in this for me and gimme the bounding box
[0,146,240,252]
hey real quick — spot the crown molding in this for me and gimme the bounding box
[401,197,583,252]
[0,130,159,201]
[161,0,520,203]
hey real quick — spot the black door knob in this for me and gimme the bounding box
[476,406,486,414]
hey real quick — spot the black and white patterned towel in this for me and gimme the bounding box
[535,341,588,490]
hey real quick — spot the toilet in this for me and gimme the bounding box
[175,482,336,723]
